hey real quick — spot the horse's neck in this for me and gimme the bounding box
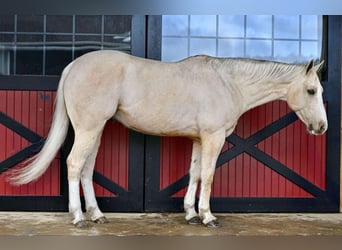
[213,59,302,113]
[239,78,290,112]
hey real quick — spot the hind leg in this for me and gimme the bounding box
[67,127,104,228]
[81,136,108,224]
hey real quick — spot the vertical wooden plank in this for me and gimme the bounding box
[102,123,111,195]
[166,137,172,190]
[185,137,192,196]
[119,124,129,190]
[51,92,60,195]
[257,104,266,197]
[307,133,316,185]
[117,124,124,190]
[174,138,182,190]
[41,91,47,195]
[42,91,50,195]
[321,132,326,190]
[235,119,244,197]
[250,108,259,197]
[50,159,60,195]
[300,122,308,197]
[317,132,327,190]
[314,135,321,189]
[116,123,125,190]
[220,162,229,197]
[243,111,251,197]
[228,154,236,196]
[109,123,116,196]
[264,102,273,196]
[5,91,14,195]
[165,137,171,191]
[170,138,176,190]
[218,143,228,197]
[0,91,7,194]
[213,161,220,197]
[163,138,172,187]
[183,138,192,197]
[27,91,37,194]
[20,91,30,195]
[278,102,287,196]
[292,120,301,196]
[44,91,55,195]
[249,157,257,197]
[109,122,117,196]
[29,91,37,135]
[104,122,114,196]
[14,92,22,133]
[235,154,243,197]
[285,115,294,196]
[271,101,280,197]
[160,137,169,190]
[159,137,164,190]
[35,91,45,195]
[179,138,189,197]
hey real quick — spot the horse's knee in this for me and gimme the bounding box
[67,156,84,180]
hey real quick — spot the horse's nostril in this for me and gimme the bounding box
[319,122,326,133]
[308,124,314,132]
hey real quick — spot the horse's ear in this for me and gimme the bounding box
[306,59,315,74]
[314,60,325,72]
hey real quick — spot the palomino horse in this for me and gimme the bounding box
[10,51,327,228]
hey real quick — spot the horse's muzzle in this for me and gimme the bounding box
[308,121,327,135]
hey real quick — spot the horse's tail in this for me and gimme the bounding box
[9,62,74,185]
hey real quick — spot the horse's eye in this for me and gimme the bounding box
[307,89,316,95]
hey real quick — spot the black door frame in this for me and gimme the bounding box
[144,15,341,212]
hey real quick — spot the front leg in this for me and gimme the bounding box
[184,140,201,224]
[198,129,225,227]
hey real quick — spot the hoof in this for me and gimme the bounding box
[75,220,90,229]
[205,220,220,228]
[187,216,202,225]
[94,216,109,224]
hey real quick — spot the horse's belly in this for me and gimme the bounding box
[114,108,199,137]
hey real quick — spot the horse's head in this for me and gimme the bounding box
[287,60,327,135]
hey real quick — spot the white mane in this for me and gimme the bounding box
[212,57,306,83]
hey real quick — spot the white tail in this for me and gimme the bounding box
[9,62,73,185]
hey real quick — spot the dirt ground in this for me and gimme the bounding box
[0,212,342,236]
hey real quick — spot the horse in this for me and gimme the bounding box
[9,50,327,228]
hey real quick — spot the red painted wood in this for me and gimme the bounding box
[0,90,130,197]
[0,90,60,195]
[93,121,129,197]
[0,91,7,194]
[160,100,325,198]
[161,137,192,197]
